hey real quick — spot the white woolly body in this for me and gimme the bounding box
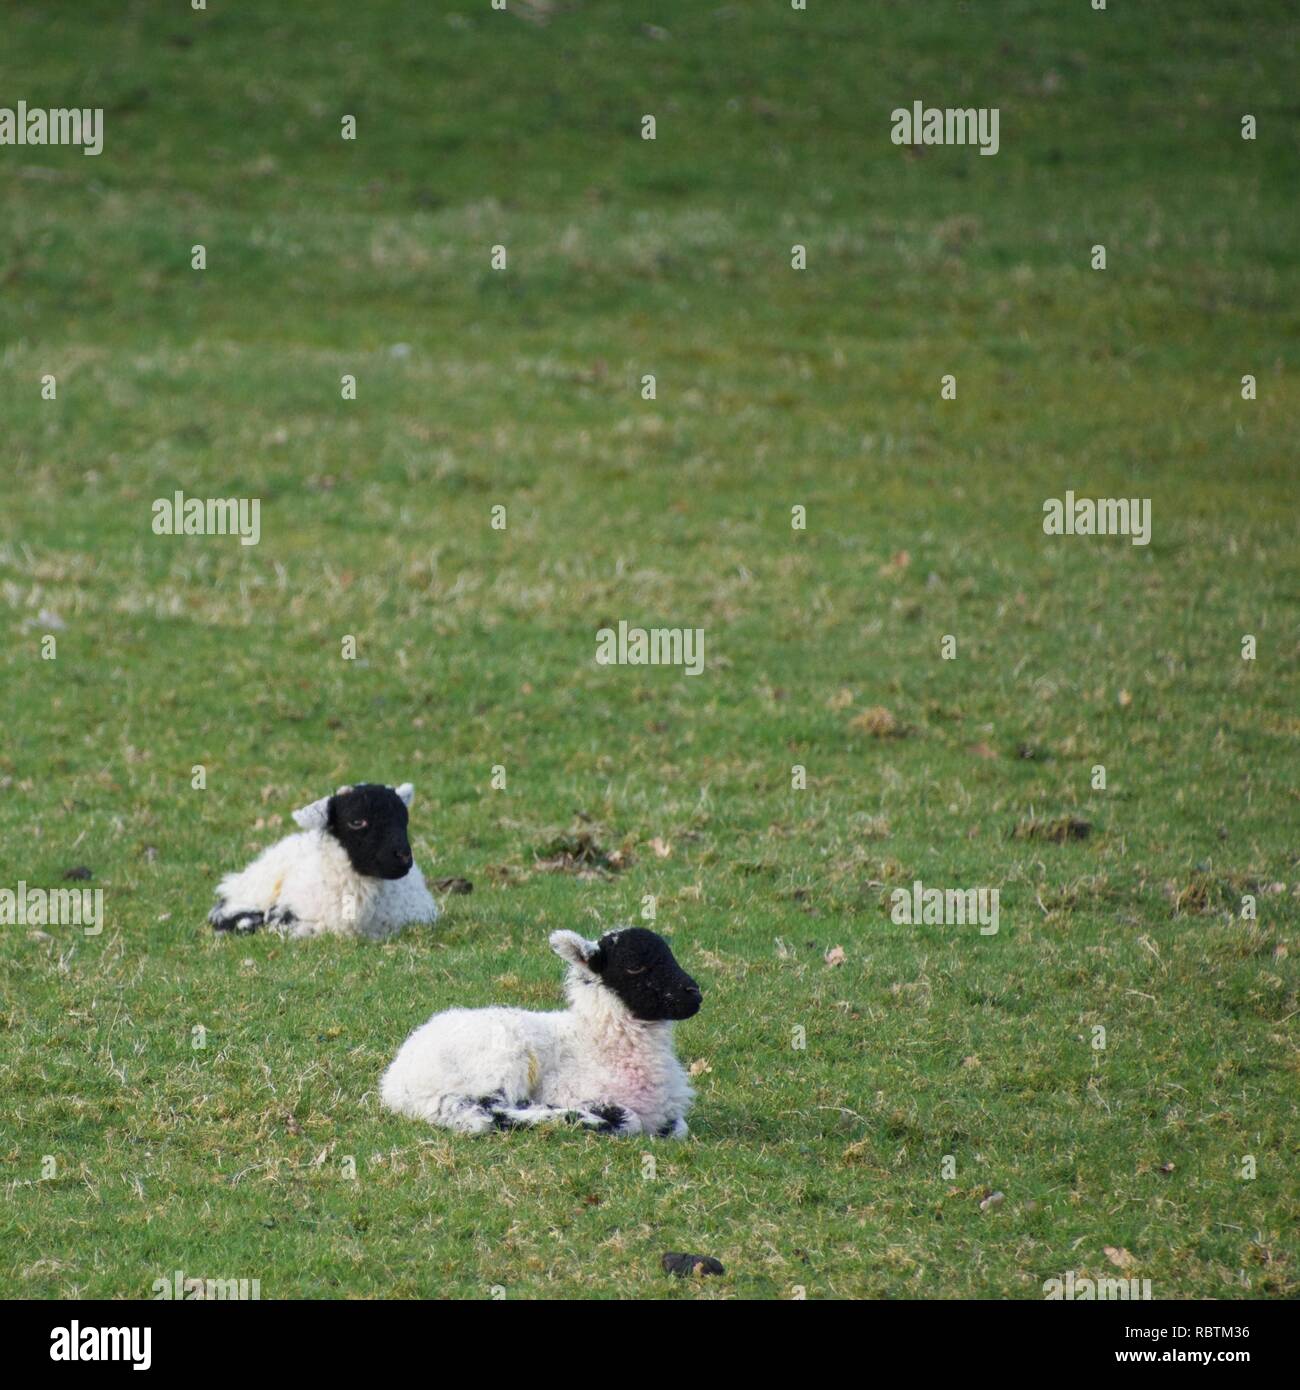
[213,828,439,940]
[381,964,694,1137]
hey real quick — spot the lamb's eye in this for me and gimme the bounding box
[625,966,647,975]
[347,818,368,830]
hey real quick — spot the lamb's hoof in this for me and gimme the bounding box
[584,1103,632,1135]
[476,1092,521,1131]
[210,905,264,934]
[551,1108,603,1129]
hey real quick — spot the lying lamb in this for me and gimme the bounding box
[208,782,440,940]
[380,927,702,1137]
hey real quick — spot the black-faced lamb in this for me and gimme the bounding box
[379,927,702,1137]
[208,782,439,940]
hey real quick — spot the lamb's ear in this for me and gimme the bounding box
[292,795,332,830]
[395,782,415,808]
[549,930,600,969]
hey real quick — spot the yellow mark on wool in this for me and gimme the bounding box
[526,1049,540,1091]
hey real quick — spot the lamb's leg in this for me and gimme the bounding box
[478,1095,636,1139]
[488,1099,643,1136]
[210,898,319,938]
[424,1094,586,1135]
[387,1088,644,1137]
[583,1103,643,1136]
[436,1096,499,1135]
[208,871,273,933]
[656,1116,690,1140]
[208,901,264,934]
[209,840,302,936]
[485,1099,588,1130]
[384,1093,498,1135]
[265,905,326,939]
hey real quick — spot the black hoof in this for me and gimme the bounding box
[587,1103,629,1134]
[210,907,264,934]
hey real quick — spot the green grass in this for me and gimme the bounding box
[1,0,1298,1300]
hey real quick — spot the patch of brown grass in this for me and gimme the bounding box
[1011,815,1092,843]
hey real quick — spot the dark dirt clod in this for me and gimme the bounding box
[433,877,473,895]
[533,826,629,874]
[1011,815,1092,843]
[661,1251,725,1278]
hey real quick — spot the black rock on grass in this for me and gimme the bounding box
[661,1252,725,1278]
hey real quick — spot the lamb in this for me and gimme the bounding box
[380,926,702,1137]
[208,782,440,940]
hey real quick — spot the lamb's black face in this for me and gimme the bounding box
[326,784,413,880]
[589,928,702,1022]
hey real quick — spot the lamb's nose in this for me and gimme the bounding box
[396,848,412,865]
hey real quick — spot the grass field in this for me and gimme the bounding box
[1,0,1298,1300]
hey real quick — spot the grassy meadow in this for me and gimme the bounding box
[1,0,1297,1299]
